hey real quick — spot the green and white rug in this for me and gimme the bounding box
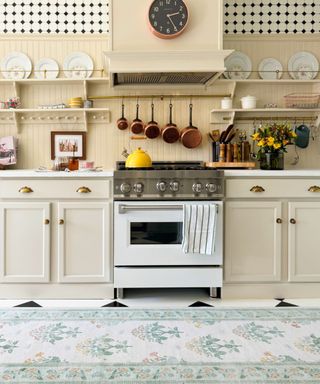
[0,308,319,383]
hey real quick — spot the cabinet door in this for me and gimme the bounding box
[58,202,111,283]
[288,202,320,282]
[225,201,282,282]
[0,202,50,283]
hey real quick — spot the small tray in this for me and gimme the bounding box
[205,161,256,169]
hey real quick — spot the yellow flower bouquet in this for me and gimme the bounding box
[251,123,297,170]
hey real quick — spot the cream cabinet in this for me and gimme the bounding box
[58,202,111,283]
[288,202,320,282]
[0,202,50,283]
[0,175,113,299]
[225,201,282,282]
[225,177,320,286]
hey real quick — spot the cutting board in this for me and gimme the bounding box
[205,162,256,169]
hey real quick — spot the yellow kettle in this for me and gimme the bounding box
[123,147,152,168]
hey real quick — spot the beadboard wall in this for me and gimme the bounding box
[1,34,320,169]
[0,35,225,169]
[224,34,320,169]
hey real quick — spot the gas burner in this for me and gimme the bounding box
[114,161,224,201]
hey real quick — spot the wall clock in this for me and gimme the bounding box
[148,0,189,39]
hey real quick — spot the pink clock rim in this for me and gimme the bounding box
[147,0,189,40]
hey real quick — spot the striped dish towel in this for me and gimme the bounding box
[182,204,218,255]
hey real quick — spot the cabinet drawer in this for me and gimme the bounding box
[226,179,320,198]
[0,179,111,199]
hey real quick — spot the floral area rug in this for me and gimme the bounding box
[0,308,319,383]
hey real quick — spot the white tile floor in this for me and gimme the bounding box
[0,288,319,308]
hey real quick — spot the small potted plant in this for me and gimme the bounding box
[251,122,297,170]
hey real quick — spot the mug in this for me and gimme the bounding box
[84,100,93,108]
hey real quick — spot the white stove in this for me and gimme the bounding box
[113,162,224,299]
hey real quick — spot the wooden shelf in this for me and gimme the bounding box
[216,79,320,84]
[0,77,109,85]
[211,108,320,113]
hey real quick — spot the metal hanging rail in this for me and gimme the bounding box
[87,94,231,100]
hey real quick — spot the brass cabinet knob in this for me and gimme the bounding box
[250,185,265,193]
[59,219,64,225]
[308,185,320,193]
[76,186,92,194]
[276,218,282,224]
[44,219,50,225]
[290,218,296,224]
[19,186,33,194]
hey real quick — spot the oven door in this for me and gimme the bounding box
[114,201,223,266]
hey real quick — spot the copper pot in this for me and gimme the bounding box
[180,103,202,149]
[162,103,180,144]
[117,102,129,130]
[145,102,160,139]
[130,102,144,134]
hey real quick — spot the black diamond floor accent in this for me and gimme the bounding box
[102,301,128,308]
[275,301,298,307]
[189,301,213,307]
[14,301,42,307]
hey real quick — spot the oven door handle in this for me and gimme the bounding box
[118,204,219,214]
[118,204,183,214]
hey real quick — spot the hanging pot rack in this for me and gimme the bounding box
[87,94,231,100]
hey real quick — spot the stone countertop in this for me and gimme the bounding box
[0,169,114,178]
[224,169,320,177]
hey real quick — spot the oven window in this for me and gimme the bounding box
[130,222,182,245]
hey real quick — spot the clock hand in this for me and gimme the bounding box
[167,12,180,17]
[167,14,178,30]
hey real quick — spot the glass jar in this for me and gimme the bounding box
[68,157,79,171]
[259,151,284,170]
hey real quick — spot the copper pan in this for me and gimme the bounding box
[162,102,180,144]
[116,102,129,130]
[180,103,202,149]
[145,102,160,139]
[130,102,144,134]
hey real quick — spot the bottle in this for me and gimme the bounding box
[219,143,226,162]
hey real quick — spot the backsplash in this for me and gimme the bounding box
[224,0,320,35]
[0,1,110,34]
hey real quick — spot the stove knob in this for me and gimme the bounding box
[133,182,144,194]
[120,183,131,194]
[157,181,167,193]
[170,181,180,193]
[192,183,203,194]
[206,183,217,194]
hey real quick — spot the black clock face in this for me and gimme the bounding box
[148,0,189,39]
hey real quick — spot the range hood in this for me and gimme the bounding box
[104,50,233,88]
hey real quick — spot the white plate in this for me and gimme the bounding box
[288,51,319,80]
[0,52,32,79]
[258,58,283,80]
[63,52,94,79]
[224,51,252,79]
[35,58,59,79]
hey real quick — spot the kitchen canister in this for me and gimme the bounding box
[221,97,233,109]
[241,95,257,109]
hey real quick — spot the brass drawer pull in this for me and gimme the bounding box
[276,218,282,224]
[19,186,33,194]
[250,186,265,193]
[290,218,296,224]
[59,219,64,225]
[76,186,92,194]
[44,219,50,225]
[308,185,320,193]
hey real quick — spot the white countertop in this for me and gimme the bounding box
[224,169,320,177]
[0,169,114,178]
[1,168,320,178]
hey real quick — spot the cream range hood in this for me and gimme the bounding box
[104,50,233,88]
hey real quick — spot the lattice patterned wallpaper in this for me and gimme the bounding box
[224,0,320,34]
[0,1,318,35]
[0,1,110,34]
